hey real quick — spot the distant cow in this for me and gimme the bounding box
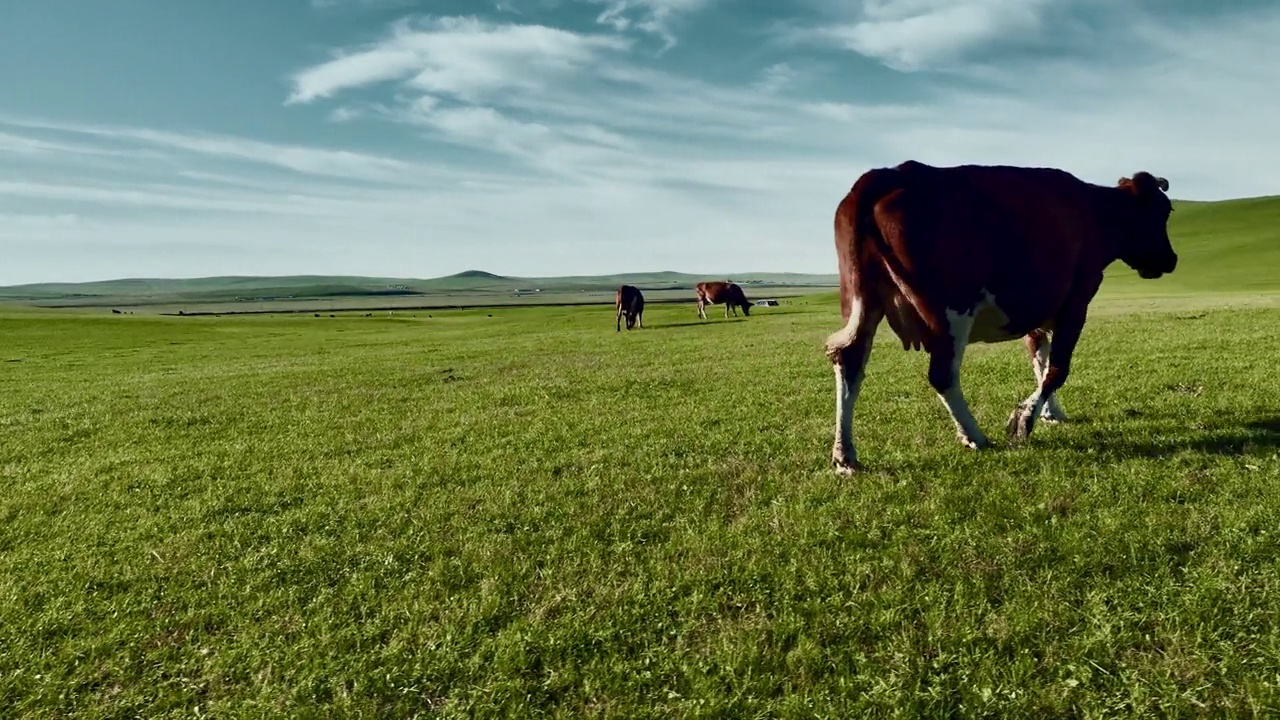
[615,285,645,331]
[825,161,1177,472]
[695,281,753,319]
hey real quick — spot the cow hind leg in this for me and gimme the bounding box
[1026,332,1067,422]
[825,297,883,473]
[1008,315,1083,442]
[930,310,991,450]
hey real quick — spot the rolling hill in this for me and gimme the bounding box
[1,193,1276,311]
[0,270,839,309]
[1101,194,1280,295]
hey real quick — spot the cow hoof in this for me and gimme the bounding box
[832,452,864,474]
[1006,405,1036,442]
[959,433,991,450]
[1040,408,1067,423]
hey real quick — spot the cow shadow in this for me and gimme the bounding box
[1045,415,1280,460]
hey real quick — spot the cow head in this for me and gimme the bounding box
[1116,172,1178,279]
[741,300,752,316]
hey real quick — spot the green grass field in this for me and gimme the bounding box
[2,193,1279,716]
[2,281,1279,716]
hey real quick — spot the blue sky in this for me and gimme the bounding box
[2,0,1278,284]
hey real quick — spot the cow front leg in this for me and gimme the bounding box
[825,300,883,473]
[616,307,623,332]
[1024,331,1067,422]
[1009,315,1083,442]
[930,311,990,450]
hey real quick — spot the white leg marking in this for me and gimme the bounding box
[1032,339,1067,422]
[828,299,868,472]
[938,308,990,449]
[833,363,859,468]
[1007,386,1049,442]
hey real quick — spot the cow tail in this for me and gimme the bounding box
[857,167,927,294]
[835,167,899,320]
[842,166,933,350]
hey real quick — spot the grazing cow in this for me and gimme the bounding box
[824,161,1177,473]
[696,281,753,319]
[616,284,645,331]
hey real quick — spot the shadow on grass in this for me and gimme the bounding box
[1048,415,1280,458]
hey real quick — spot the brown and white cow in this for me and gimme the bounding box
[825,161,1177,472]
[696,281,753,320]
[616,284,645,331]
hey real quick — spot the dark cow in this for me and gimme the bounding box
[824,161,1177,473]
[696,281,753,320]
[616,284,645,331]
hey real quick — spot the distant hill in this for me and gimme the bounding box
[447,270,510,281]
[1101,194,1280,295]
[3,193,1275,309]
[0,269,839,308]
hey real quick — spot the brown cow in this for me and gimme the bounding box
[824,161,1177,472]
[616,284,645,331]
[696,281,753,319]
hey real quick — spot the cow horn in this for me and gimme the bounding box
[1155,176,1169,192]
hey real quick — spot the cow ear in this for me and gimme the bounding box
[1141,171,1172,194]
[1125,172,1169,197]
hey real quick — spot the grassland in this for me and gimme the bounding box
[2,192,1279,716]
[2,279,1279,716]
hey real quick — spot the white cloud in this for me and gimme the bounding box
[309,0,415,10]
[288,48,423,104]
[0,212,82,227]
[287,16,630,104]
[586,0,713,51]
[327,106,364,123]
[0,130,129,158]
[0,179,348,215]
[753,62,797,93]
[794,0,1057,71]
[0,117,419,182]
[7,5,1280,286]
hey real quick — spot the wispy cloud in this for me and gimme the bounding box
[789,0,1059,71]
[6,3,1280,286]
[279,6,1280,201]
[0,117,421,183]
[0,129,130,158]
[0,212,82,228]
[309,0,416,10]
[585,0,713,51]
[287,16,630,104]
[753,62,797,93]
